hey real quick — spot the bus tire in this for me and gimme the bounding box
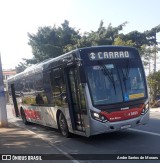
[20,108,29,125]
[58,112,70,138]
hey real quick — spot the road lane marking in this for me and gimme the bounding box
[129,128,160,137]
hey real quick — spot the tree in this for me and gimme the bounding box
[27,26,63,63]
[27,20,81,64]
[145,25,160,45]
[119,31,148,50]
[15,62,28,73]
[25,20,128,65]
[16,20,160,72]
[59,20,81,52]
[76,20,128,47]
[113,37,135,46]
[148,71,160,105]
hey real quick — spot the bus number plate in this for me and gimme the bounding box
[121,124,131,129]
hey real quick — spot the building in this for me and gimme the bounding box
[2,69,16,102]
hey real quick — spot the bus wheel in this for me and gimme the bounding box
[20,108,29,125]
[58,112,70,137]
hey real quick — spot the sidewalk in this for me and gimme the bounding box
[0,107,73,162]
[150,107,160,112]
[0,123,61,154]
[0,106,159,162]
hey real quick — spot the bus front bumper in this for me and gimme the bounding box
[89,111,149,136]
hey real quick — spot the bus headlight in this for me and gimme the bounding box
[141,103,149,115]
[90,110,108,123]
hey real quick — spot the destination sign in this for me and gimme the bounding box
[88,51,131,60]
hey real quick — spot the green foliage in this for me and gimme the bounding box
[79,21,128,47]
[145,25,160,45]
[113,37,135,46]
[24,20,128,65]
[27,26,62,63]
[27,20,80,63]
[15,20,160,71]
[119,31,148,50]
[148,70,160,103]
[22,96,36,105]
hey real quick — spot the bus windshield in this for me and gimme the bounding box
[85,60,146,106]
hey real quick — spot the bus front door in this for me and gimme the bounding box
[66,67,86,132]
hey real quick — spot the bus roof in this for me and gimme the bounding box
[8,46,137,82]
[7,49,77,82]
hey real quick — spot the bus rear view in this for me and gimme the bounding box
[79,46,149,135]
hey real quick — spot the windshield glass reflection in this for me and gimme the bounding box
[85,61,146,105]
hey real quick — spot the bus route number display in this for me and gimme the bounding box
[89,51,130,60]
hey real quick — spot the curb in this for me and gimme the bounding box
[8,121,80,163]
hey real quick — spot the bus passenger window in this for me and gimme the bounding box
[50,69,67,107]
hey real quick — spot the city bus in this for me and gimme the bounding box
[8,46,149,137]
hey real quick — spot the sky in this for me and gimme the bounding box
[0,0,160,70]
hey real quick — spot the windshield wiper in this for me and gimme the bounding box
[100,64,117,95]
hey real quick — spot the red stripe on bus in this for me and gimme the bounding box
[24,109,41,120]
[100,105,144,122]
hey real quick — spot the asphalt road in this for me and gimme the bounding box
[7,107,160,163]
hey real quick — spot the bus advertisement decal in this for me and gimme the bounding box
[24,109,41,120]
